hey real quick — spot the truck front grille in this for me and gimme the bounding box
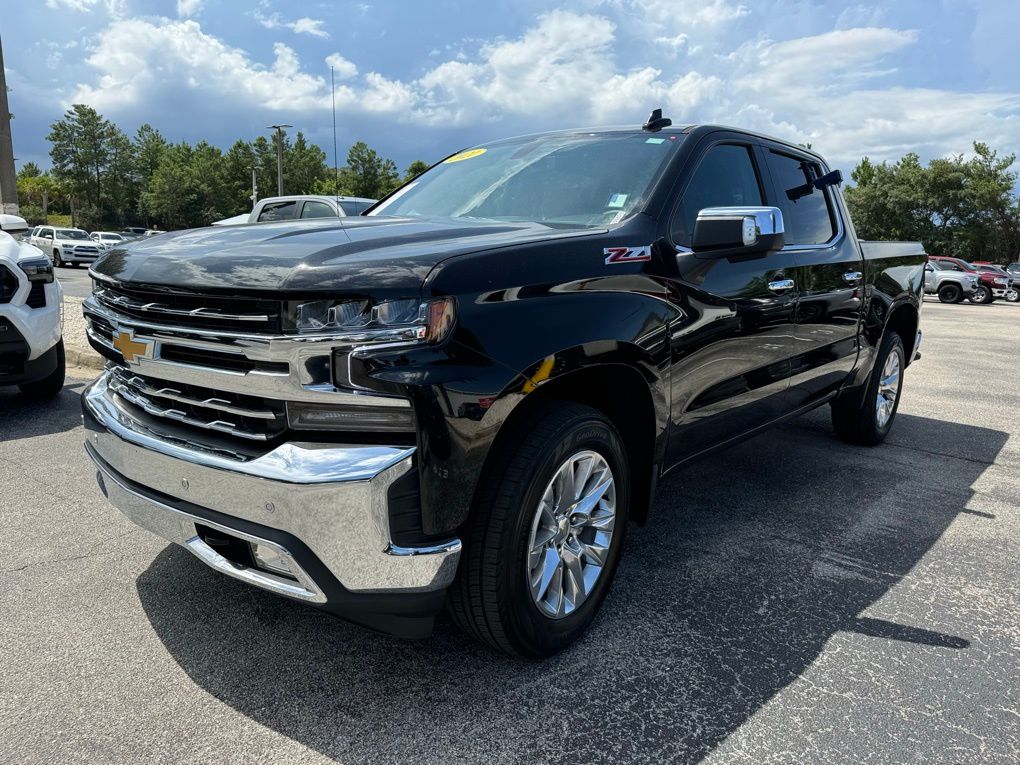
[94,282,282,334]
[108,367,287,442]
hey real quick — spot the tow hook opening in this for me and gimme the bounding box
[193,523,298,582]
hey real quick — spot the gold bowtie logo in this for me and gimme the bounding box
[112,329,153,363]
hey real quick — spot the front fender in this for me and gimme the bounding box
[354,287,676,536]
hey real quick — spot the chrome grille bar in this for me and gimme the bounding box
[109,368,279,421]
[95,287,271,322]
[108,375,271,442]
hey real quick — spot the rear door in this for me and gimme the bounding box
[761,146,864,407]
[664,137,801,464]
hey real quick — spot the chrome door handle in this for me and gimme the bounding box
[843,271,863,284]
[767,278,795,294]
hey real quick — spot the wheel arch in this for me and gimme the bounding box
[474,360,667,528]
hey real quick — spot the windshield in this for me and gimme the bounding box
[369,131,682,227]
[57,229,90,240]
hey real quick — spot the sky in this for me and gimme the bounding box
[2,0,1019,178]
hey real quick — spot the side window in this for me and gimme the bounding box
[300,201,336,219]
[671,144,763,247]
[768,151,836,245]
[257,200,297,222]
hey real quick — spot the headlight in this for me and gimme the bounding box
[287,297,456,344]
[18,257,54,284]
[993,277,1006,285]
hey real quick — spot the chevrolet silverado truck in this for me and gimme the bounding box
[81,115,926,657]
[1,214,65,397]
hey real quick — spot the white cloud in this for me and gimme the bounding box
[254,8,331,38]
[45,0,125,15]
[72,19,336,112]
[69,9,1020,172]
[629,0,749,27]
[325,53,358,80]
[290,18,330,38]
[176,0,202,18]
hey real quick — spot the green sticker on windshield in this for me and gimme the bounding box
[607,193,628,208]
[645,137,665,144]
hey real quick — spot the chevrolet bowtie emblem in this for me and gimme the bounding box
[112,328,153,363]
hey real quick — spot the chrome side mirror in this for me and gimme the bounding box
[692,206,785,259]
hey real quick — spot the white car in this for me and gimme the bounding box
[90,231,129,249]
[211,195,376,226]
[27,225,103,267]
[0,214,65,398]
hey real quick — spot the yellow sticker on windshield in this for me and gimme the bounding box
[444,148,487,163]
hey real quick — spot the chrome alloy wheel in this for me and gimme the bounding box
[526,450,616,619]
[875,349,901,429]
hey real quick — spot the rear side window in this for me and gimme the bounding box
[300,201,336,219]
[768,151,836,245]
[257,200,297,222]
[672,144,763,247]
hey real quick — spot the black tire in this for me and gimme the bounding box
[968,285,993,304]
[937,283,961,303]
[831,332,905,446]
[52,249,63,268]
[1005,289,1020,303]
[447,403,630,658]
[18,340,66,399]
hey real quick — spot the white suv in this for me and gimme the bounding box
[27,225,103,267]
[0,215,65,398]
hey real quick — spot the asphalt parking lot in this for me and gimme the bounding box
[1,299,1018,765]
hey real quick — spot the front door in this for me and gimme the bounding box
[663,139,801,466]
[761,147,864,407]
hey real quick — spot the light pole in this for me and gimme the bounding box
[266,124,292,196]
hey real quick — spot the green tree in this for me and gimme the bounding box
[403,159,430,183]
[47,104,127,217]
[339,141,400,199]
[16,162,42,181]
[845,142,1020,262]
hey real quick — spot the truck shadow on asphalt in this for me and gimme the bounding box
[0,379,90,440]
[135,411,1006,764]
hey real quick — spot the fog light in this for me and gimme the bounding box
[287,401,416,432]
[251,542,296,579]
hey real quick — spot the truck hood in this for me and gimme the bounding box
[90,217,600,296]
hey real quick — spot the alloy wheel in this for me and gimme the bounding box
[526,450,616,619]
[875,349,901,428]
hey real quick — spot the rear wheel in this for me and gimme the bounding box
[447,403,630,658]
[937,283,961,303]
[831,332,905,446]
[1004,288,1019,303]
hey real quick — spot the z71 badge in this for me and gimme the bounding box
[604,246,652,265]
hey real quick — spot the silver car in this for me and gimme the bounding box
[923,261,978,303]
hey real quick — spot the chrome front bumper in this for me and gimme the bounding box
[82,374,461,601]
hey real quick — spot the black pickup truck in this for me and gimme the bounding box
[82,114,925,657]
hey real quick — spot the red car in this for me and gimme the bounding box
[928,256,1008,304]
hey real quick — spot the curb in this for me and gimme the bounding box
[65,344,105,372]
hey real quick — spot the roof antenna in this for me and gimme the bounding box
[330,64,343,225]
[642,108,672,132]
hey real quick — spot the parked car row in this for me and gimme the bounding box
[923,255,1020,304]
[20,225,163,268]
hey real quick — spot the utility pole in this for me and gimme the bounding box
[0,33,20,215]
[266,124,291,197]
[250,167,258,205]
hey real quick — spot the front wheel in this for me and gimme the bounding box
[447,403,630,658]
[51,249,63,268]
[969,285,994,304]
[831,331,905,446]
